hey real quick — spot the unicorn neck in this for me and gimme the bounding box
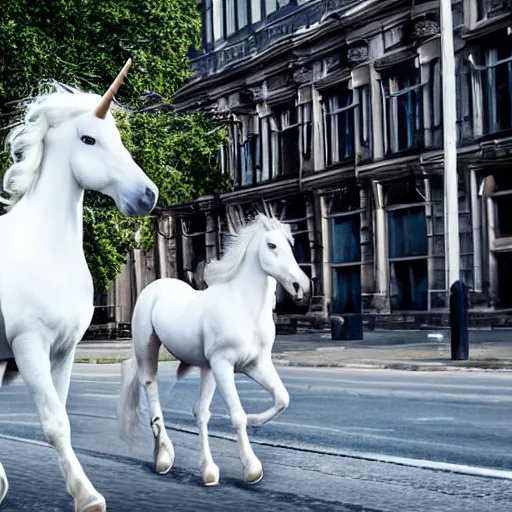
[21,133,84,248]
[230,239,273,319]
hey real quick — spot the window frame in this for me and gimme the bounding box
[381,65,429,154]
[326,190,363,315]
[322,85,357,167]
[206,0,297,49]
[385,197,429,311]
[479,49,512,135]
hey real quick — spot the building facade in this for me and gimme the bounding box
[169,0,512,329]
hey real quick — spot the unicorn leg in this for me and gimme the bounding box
[0,462,8,505]
[209,357,263,484]
[51,346,77,405]
[244,357,290,426]
[11,335,105,512]
[193,368,219,485]
[137,333,175,475]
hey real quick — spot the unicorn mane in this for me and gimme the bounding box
[203,214,293,286]
[1,85,104,208]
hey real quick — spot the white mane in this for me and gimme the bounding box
[204,214,294,286]
[1,86,103,208]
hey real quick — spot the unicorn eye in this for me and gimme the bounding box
[81,135,96,145]
[267,242,277,250]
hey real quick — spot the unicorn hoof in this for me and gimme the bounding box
[0,463,8,504]
[244,462,263,485]
[155,443,175,475]
[202,463,220,486]
[77,493,106,512]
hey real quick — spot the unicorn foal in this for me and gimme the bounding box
[117,214,310,486]
[0,60,157,511]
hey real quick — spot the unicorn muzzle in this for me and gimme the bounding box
[290,274,311,303]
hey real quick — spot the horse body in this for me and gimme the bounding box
[141,272,276,369]
[0,150,93,367]
[0,60,158,511]
[117,214,309,487]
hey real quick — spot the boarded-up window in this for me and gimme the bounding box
[386,179,428,311]
[388,207,428,258]
[328,185,362,315]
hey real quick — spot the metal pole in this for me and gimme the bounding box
[440,0,468,360]
[440,0,460,287]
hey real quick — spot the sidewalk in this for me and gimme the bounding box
[76,328,512,371]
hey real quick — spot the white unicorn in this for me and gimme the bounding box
[117,214,310,486]
[0,59,158,511]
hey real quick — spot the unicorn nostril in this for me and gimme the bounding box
[138,187,156,210]
[293,282,300,293]
[144,187,156,204]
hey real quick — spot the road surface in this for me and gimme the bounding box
[0,363,511,511]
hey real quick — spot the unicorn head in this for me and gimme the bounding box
[2,59,158,217]
[204,214,311,303]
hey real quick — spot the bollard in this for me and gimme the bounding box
[330,313,363,341]
[450,280,469,360]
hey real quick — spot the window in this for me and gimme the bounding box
[213,0,224,41]
[481,42,512,134]
[327,187,362,315]
[266,0,289,15]
[383,24,404,51]
[475,0,511,23]
[323,87,356,165]
[204,0,214,45]
[429,59,442,148]
[386,179,428,311]
[300,102,313,164]
[238,115,260,187]
[181,214,208,290]
[237,0,248,30]
[388,207,428,259]
[358,85,372,161]
[486,173,512,307]
[496,253,512,307]
[382,66,426,153]
[206,0,293,46]
[455,53,473,144]
[278,106,300,176]
[273,196,313,314]
[251,0,261,23]
[477,0,486,21]
[269,103,301,178]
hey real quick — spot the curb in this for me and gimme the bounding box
[74,353,512,371]
[272,358,512,372]
[74,354,176,364]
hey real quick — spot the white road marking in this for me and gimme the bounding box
[2,416,511,481]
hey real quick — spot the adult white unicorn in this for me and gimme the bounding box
[117,214,310,486]
[0,59,158,511]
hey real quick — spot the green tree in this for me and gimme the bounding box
[0,0,231,292]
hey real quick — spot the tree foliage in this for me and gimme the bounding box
[0,0,231,292]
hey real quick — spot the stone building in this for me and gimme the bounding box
[96,0,512,333]
[167,0,512,329]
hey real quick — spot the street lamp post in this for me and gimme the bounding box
[440,0,468,360]
[440,0,460,286]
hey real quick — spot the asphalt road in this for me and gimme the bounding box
[0,363,511,511]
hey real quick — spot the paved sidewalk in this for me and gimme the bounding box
[271,330,512,371]
[76,328,512,371]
